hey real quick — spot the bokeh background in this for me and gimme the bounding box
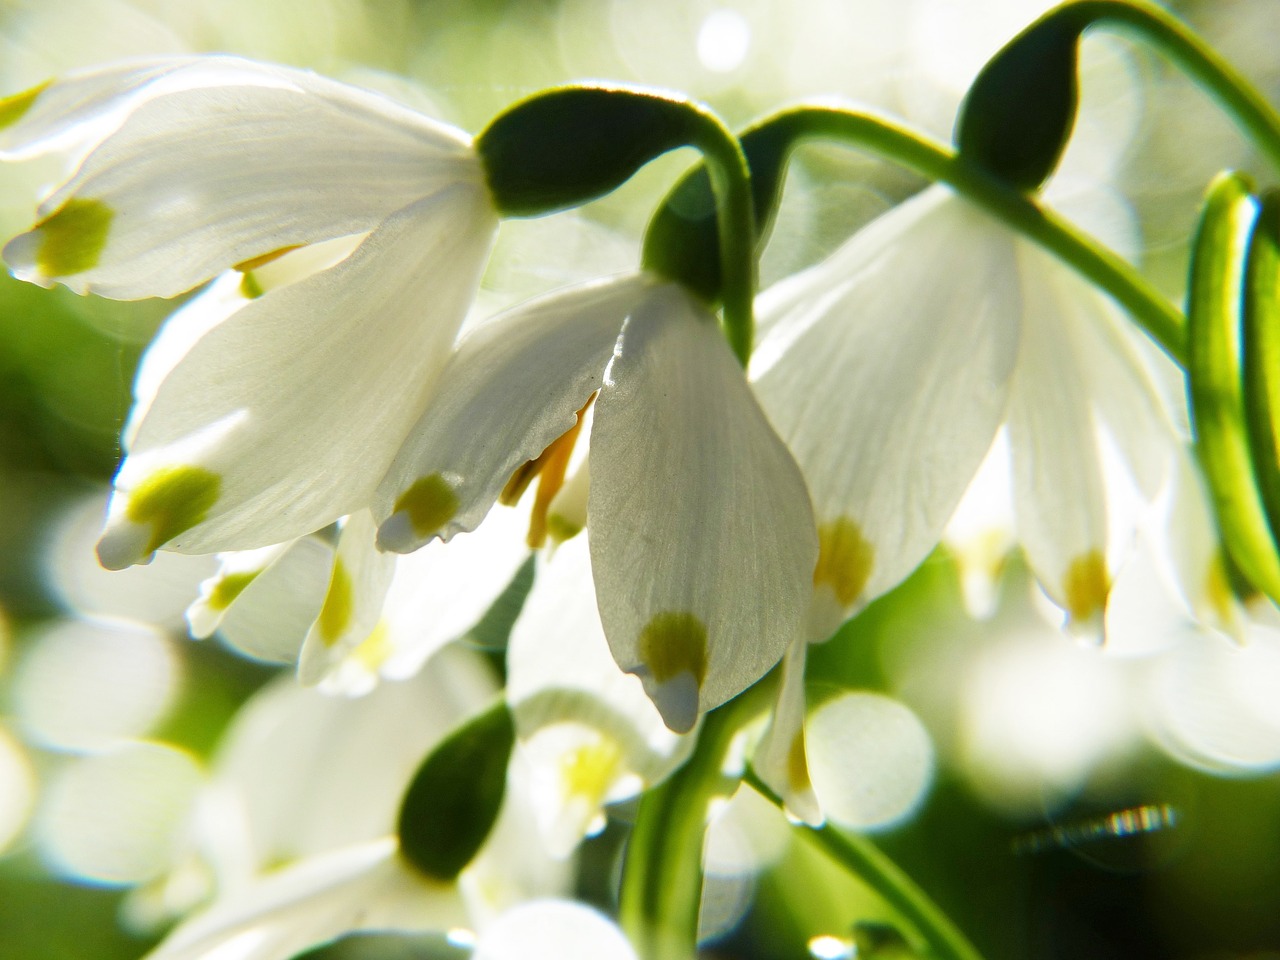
[2,0,1280,957]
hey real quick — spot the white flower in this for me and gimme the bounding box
[371,273,819,732]
[750,183,1175,640]
[0,56,498,568]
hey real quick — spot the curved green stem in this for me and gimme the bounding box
[744,769,987,960]
[1058,0,1280,174]
[762,107,1186,365]
[619,677,775,960]
[676,107,757,368]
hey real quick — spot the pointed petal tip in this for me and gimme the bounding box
[375,511,419,554]
[637,670,700,734]
[95,522,153,571]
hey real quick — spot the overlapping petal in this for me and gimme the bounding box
[590,284,818,732]
[751,186,1021,634]
[376,274,655,552]
[3,57,477,298]
[96,183,497,567]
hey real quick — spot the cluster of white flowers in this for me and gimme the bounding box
[2,1,1279,957]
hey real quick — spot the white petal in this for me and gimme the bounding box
[589,284,818,732]
[507,539,693,854]
[751,187,1020,627]
[1006,251,1111,632]
[96,184,497,567]
[143,840,466,960]
[473,900,637,960]
[376,274,652,553]
[187,541,295,640]
[752,641,820,825]
[208,538,335,664]
[4,57,479,298]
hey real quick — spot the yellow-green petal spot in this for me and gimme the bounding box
[1063,550,1109,624]
[316,559,353,646]
[34,198,114,278]
[393,474,460,538]
[0,80,50,130]
[636,611,708,733]
[125,465,221,555]
[352,620,392,670]
[561,735,623,808]
[786,728,811,794]
[813,517,875,608]
[546,513,583,544]
[208,571,258,611]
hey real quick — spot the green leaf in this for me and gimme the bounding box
[1243,191,1280,564]
[397,699,515,881]
[1186,171,1280,603]
[477,86,705,217]
[954,8,1085,191]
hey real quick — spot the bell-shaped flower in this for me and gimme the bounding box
[133,643,570,959]
[1,56,498,567]
[750,183,1175,641]
[371,273,819,732]
[505,537,694,856]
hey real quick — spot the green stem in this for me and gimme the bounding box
[744,770,987,960]
[661,105,757,367]
[763,107,1187,365]
[619,678,775,960]
[1059,0,1280,174]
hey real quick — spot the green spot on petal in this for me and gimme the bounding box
[0,80,50,130]
[35,198,114,278]
[1063,550,1109,623]
[814,517,874,608]
[393,474,460,538]
[208,571,258,610]
[637,611,708,688]
[125,465,221,555]
[316,559,353,646]
[786,728,811,794]
[546,513,582,544]
[239,271,265,299]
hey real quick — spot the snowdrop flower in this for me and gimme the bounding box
[0,56,497,568]
[751,183,1174,642]
[371,272,819,732]
[505,537,693,856]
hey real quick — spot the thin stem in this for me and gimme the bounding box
[744,769,987,960]
[619,677,775,960]
[674,105,758,367]
[764,107,1187,366]
[1063,0,1280,174]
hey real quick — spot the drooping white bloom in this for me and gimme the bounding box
[506,538,693,856]
[0,57,498,568]
[372,273,819,732]
[751,184,1175,641]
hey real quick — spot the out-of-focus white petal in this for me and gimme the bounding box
[590,284,817,732]
[507,538,692,856]
[375,274,653,553]
[187,541,294,640]
[472,900,637,960]
[751,187,1020,633]
[207,644,497,868]
[96,184,497,567]
[805,692,934,832]
[752,641,820,825]
[298,513,395,693]
[143,840,466,960]
[1006,251,1111,635]
[4,57,478,298]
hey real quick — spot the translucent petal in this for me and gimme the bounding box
[143,840,466,960]
[590,284,817,732]
[376,274,653,553]
[751,187,1020,626]
[473,900,637,960]
[96,184,497,567]
[4,57,478,298]
[752,640,820,824]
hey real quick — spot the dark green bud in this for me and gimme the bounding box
[397,700,515,881]
[477,86,707,217]
[955,10,1086,191]
[643,122,792,304]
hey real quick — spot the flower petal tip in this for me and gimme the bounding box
[636,670,700,735]
[95,521,154,572]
